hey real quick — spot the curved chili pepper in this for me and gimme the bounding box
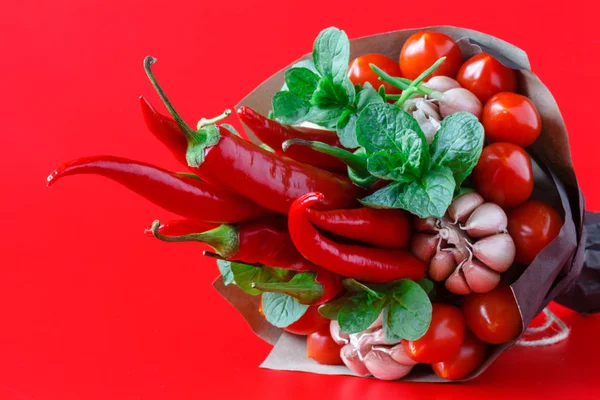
[288,192,426,283]
[144,219,218,236]
[144,57,362,214]
[150,217,341,304]
[236,106,346,172]
[47,155,272,223]
[139,95,189,168]
[306,207,412,249]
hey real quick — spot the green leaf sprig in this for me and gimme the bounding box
[319,278,433,341]
[271,27,383,149]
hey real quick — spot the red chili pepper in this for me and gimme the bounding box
[288,192,427,283]
[47,155,272,223]
[306,207,412,249]
[236,106,346,172]
[144,57,362,214]
[144,219,218,236]
[150,217,341,304]
[139,95,188,168]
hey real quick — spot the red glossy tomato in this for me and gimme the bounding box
[284,306,330,335]
[431,332,487,380]
[482,92,542,148]
[463,286,522,344]
[507,200,563,264]
[456,53,517,103]
[472,143,533,209]
[348,54,402,95]
[306,326,344,365]
[399,31,462,80]
[403,303,466,363]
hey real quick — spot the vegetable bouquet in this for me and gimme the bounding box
[47,26,599,382]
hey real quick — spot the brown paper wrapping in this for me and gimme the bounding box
[212,26,591,382]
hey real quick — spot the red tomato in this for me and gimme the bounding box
[306,326,344,365]
[482,92,542,148]
[456,53,517,103]
[403,303,466,363]
[348,54,402,95]
[463,286,523,344]
[284,306,330,336]
[431,332,487,380]
[472,143,533,209]
[399,32,462,80]
[258,301,328,335]
[507,200,563,264]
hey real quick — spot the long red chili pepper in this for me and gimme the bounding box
[150,217,341,304]
[306,207,412,249]
[236,106,346,172]
[144,219,218,236]
[139,95,188,168]
[47,155,272,223]
[144,57,362,214]
[288,192,427,283]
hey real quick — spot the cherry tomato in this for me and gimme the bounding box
[399,32,462,80]
[306,326,344,365]
[284,306,330,335]
[456,53,517,103]
[432,332,487,380]
[348,54,402,95]
[463,286,522,344]
[259,300,329,335]
[507,200,563,264]
[403,303,466,363]
[472,143,533,209]
[482,92,542,148]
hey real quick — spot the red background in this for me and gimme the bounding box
[2,0,600,398]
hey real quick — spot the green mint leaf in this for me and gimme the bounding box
[336,112,359,149]
[387,280,432,340]
[285,68,320,102]
[281,60,321,91]
[359,181,406,209]
[342,278,384,299]
[357,103,429,180]
[229,262,291,296]
[262,292,309,328]
[429,112,484,186]
[397,166,456,218]
[454,186,475,198]
[318,295,351,320]
[306,105,346,130]
[313,27,350,85]
[383,305,402,342]
[416,278,434,295]
[311,77,353,108]
[216,260,235,286]
[356,82,384,110]
[272,91,311,125]
[252,272,324,305]
[338,292,385,334]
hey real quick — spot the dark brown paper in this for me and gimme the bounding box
[213,26,589,382]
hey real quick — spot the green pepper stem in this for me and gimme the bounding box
[196,110,232,130]
[151,220,239,258]
[282,139,368,175]
[143,56,199,140]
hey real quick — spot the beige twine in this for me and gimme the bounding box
[516,307,570,347]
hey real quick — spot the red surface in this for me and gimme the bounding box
[2,0,600,399]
